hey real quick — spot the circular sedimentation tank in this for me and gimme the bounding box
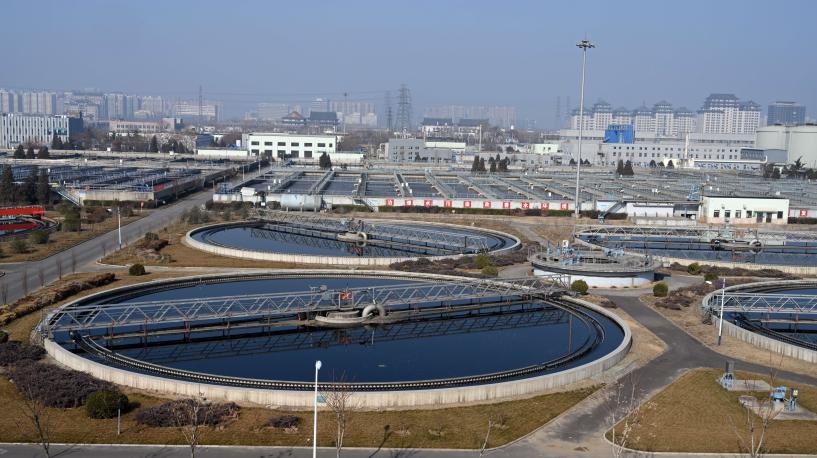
[710,280,817,357]
[41,271,630,408]
[530,248,661,288]
[576,225,817,270]
[185,213,520,266]
[0,216,55,237]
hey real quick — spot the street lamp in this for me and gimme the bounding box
[574,39,595,218]
[313,360,322,458]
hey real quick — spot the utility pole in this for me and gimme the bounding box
[574,39,595,219]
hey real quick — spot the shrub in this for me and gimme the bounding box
[29,230,49,245]
[570,280,589,295]
[144,232,159,242]
[704,272,719,282]
[0,341,45,366]
[268,415,301,429]
[8,362,116,408]
[10,238,28,254]
[85,390,129,419]
[481,265,498,277]
[687,262,702,275]
[473,254,492,269]
[653,282,669,297]
[129,263,146,276]
[136,400,240,427]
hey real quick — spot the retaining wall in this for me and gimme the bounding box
[42,270,630,410]
[183,220,521,267]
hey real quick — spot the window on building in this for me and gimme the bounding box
[304,151,313,158]
[277,142,285,146]
[264,149,272,154]
[318,142,326,147]
[746,210,752,218]
[305,143,312,147]
[725,210,731,218]
[713,210,720,218]
[291,151,299,158]
[735,210,741,218]
[329,143,333,147]
[777,211,784,219]
[264,142,272,146]
[251,149,259,153]
[277,150,285,156]
[291,142,299,147]
[251,141,259,146]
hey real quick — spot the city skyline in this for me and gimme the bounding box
[1,0,816,127]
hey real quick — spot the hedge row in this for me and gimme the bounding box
[135,400,240,427]
[8,362,117,408]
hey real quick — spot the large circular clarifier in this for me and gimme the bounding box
[185,214,520,265]
[42,271,629,408]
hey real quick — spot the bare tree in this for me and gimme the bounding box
[732,354,784,458]
[321,386,358,458]
[479,417,496,457]
[56,257,63,280]
[605,374,650,458]
[21,270,29,296]
[14,377,53,458]
[172,395,213,458]
[0,281,8,305]
[70,251,77,274]
[38,269,45,288]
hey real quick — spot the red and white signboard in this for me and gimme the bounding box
[463,200,472,208]
[502,201,511,209]
[405,199,414,206]
[444,200,453,208]
[800,209,808,217]
[540,202,550,210]
[483,201,492,209]
[560,202,569,210]
[521,201,530,209]
[385,198,394,206]
[424,199,433,207]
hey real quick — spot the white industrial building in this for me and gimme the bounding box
[242,133,337,160]
[700,195,789,225]
[0,113,82,148]
[756,125,817,166]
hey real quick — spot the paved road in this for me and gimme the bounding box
[0,168,269,305]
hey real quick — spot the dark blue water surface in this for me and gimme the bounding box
[578,234,817,267]
[64,276,624,384]
[192,222,516,257]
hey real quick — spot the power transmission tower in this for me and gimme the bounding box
[395,84,412,133]
[198,85,203,129]
[384,91,393,131]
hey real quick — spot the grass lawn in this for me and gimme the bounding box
[613,368,817,454]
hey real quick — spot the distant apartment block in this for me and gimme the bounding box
[0,113,83,148]
[173,100,221,122]
[767,101,806,126]
[424,105,516,129]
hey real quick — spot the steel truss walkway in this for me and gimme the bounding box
[46,276,566,335]
[705,292,817,315]
[96,304,569,364]
[253,209,491,252]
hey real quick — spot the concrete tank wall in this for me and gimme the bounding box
[280,194,322,211]
[788,125,817,167]
[756,125,789,151]
[42,271,631,410]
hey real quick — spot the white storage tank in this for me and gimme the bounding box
[756,125,789,150]
[788,125,817,167]
[280,194,322,210]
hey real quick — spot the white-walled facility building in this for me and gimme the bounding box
[242,133,337,160]
[700,195,789,225]
[0,113,83,148]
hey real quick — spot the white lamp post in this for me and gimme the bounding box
[717,278,726,345]
[313,360,322,458]
[574,39,595,218]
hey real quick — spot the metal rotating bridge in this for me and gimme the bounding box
[44,275,568,338]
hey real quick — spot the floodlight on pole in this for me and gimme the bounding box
[574,39,595,218]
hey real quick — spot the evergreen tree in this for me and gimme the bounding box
[37,146,50,159]
[13,144,25,159]
[318,152,332,169]
[37,169,50,205]
[478,157,486,172]
[623,160,635,176]
[0,165,15,205]
[149,135,159,153]
[771,167,781,179]
[569,158,577,166]
[22,166,38,204]
[471,155,480,172]
[489,158,497,173]
[25,145,36,159]
[51,133,64,150]
[649,159,657,168]
[667,160,675,169]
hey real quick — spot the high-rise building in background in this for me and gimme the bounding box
[697,93,760,134]
[20,91,57,115]
[309,98,329,115]
[424,105,516,128]
[105,93,130,120]
[767,101,806,126]
[256,102,302,121]
[329,100,377,127]
[173,100,221,122]
[0,113,83,148]
[0,90,18,113]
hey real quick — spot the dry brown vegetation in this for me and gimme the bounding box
[612,368,817,454]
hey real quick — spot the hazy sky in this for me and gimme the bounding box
[2,0,816,126]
